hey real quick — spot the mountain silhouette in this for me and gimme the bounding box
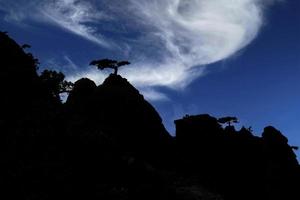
[68,74,171,153]
[0,31,299,200]
[175,114,299,200]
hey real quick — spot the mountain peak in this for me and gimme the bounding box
[66,73,171,156]
[101,73,140,96]
[103,74,129,85]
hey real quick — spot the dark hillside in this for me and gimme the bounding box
[0,32,298,200]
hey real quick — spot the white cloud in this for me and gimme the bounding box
[0,0,110,47]
[139,88,170,101]
[0,1,30,23]
[67,68,108,85]
[73,0,268,100]
[128,0,262,65]
[0,0,279,100]
[39,0,111,47]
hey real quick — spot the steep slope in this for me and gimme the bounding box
[0,31,59,119]
[66,74,172,162]
[0,32,66,200]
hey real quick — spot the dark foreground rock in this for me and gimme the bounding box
[0,31,299,200]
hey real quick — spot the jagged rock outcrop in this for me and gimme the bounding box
[66,74,172,160]
[175,114,299,200]
[66,78,97,108]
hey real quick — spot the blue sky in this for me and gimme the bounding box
[0,0,299,158]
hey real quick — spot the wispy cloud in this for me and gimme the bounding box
[62,0,274,100]
[125,0,263,79]
[0,0,280,100]
[0,1,33,24]
[138,88,169,101]
[39,0,111,47]
[0,0,111,47]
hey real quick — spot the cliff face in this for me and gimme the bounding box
[65,74,173,166]
[92,74,171,150]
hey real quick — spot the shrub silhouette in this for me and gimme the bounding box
[90,58,130,75]
[21,44,31,49]
[40,70,74,100]
[218,116,238,126]
[291,146,299,150]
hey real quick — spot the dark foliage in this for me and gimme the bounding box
[90,58,130,75]
[40,70,74,100]
[218,116,238,126]
[21,44,31,49]
[0,32,299,200]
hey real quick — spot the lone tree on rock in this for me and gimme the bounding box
[90,58,130,75]
[218,116,239,127]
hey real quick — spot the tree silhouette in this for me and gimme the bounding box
[22,44,31,49]
[90,58,130,75]
[291,146,299,150]
[0,31,8,35]
[218,116,238,126]
[40,70,74,99]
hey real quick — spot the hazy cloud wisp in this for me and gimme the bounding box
[39,0,111,47]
